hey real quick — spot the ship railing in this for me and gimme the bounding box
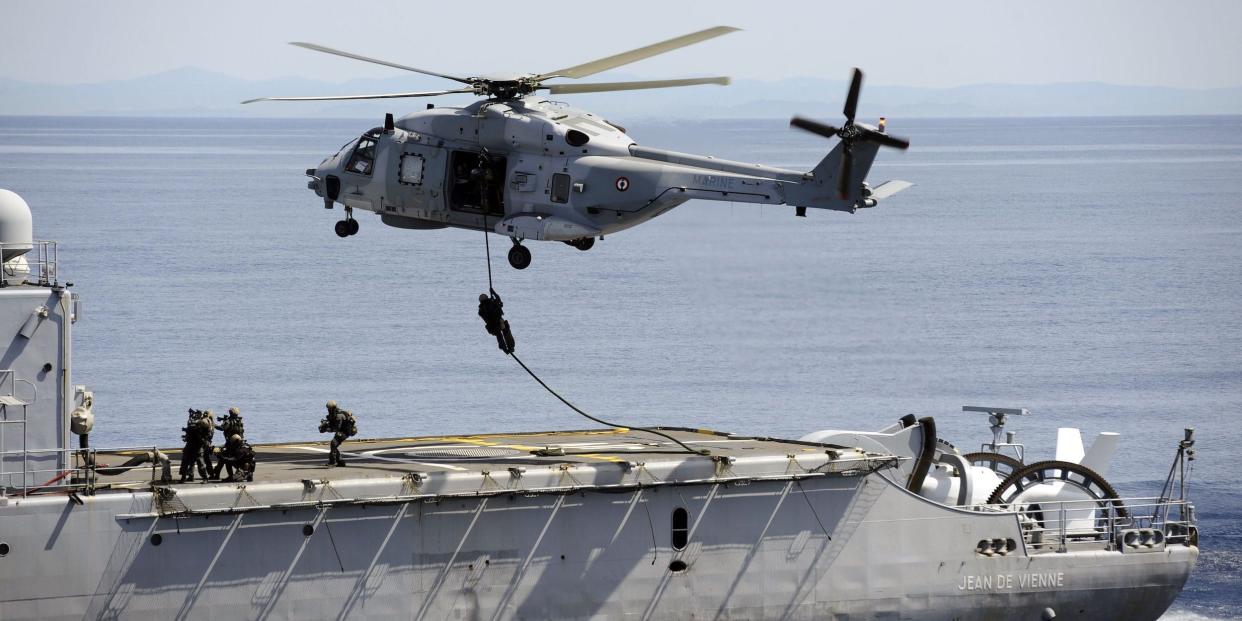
[0,445,165,497]
[0,240,59,287]
[965,495,1196,554]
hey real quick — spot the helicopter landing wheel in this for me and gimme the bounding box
[508,243,532,270]
[334,220,351,238]
[346,218,359,236]
[571,237,595,251]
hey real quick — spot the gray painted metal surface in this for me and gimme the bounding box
[0,194,1198,619]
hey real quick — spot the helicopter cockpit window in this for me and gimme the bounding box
[346,136,378,176]
[333,139,356,158]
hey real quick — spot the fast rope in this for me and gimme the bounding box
[478,230,706,457]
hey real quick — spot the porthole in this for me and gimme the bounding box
[671,507,689,550]
[565,130,590,147]
[149,534,162,547]
[0,541,9,556]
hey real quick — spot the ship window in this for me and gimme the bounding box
[400,153,424,185]
[671,508,689,550]
[550,173,571,204]
[346,136,378,176]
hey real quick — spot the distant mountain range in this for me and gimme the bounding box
[2,67,1240,119]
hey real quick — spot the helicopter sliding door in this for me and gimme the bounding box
[448,150,505,217]
[385,142,448,220]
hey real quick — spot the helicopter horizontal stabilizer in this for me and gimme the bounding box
[870,180,913,200]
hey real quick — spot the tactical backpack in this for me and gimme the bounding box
[340,411,358,437]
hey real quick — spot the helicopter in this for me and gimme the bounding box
[244,26,912,270]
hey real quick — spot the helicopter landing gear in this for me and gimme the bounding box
[335,209,360,238]
[565,237,595,251]
[507,240,532,270]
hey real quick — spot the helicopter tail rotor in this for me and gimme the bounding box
[789,68,910,199]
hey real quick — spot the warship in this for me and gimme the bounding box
[0,187,1198,619]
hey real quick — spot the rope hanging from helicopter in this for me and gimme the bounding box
[475,198,706,457]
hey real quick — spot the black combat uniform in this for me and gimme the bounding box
[320,401,357,467]
[218,408,245,439]
[178,409,212,482]
[478,292,516,354]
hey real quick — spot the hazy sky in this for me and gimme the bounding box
[3,0,1240,89]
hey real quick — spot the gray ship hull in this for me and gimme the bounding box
[0,467,1195,620]
[0,192,1199,620]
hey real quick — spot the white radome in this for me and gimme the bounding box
[0,188,34,262]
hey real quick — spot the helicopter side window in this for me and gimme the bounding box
[399,153,424,185]
[550,173,571,204]
[346,136,378,176]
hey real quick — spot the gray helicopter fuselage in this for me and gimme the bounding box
[309,97,882,244]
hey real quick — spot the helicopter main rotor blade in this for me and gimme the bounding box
[535,26,740,81]
[289,42,473,85]
[544,76,730,95]
[242,88,474,104]
[843,68,863,123]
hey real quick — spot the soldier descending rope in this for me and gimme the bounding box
[478,290,516,354]
[319,400,357,467]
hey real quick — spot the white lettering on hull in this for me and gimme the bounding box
[958,572,1065,591]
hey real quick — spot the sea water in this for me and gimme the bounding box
[0,114,1238,618]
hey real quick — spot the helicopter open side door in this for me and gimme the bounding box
[447,150,506,217]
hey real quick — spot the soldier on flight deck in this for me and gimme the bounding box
[178,409,212,482]
[214,434,256,482]
[198,410,216,477]
[319,400,357,467]
[218,407,245,439]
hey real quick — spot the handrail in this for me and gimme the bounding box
[2,445,164,496]
[0,240,59,287]
[962,496,1196,553]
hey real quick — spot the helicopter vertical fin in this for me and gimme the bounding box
[784,140,882,212]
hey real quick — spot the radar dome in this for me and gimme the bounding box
[0,189,33,262]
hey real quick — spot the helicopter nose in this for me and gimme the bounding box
[305,168,322,197]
